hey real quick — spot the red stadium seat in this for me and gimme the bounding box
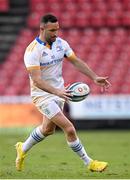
[78,2,92,17]
[106,11,121,26]
[30,2,47,13]
[91,11,105,27]
[122,0,130,10]
[27,12,41,28]
[60,12,75,28]
[75,12,89,28]
[48,3,62,17]
[122,11,130,25]
[108,2,123,14]
[0,0,9,12]
[95,2,107,16]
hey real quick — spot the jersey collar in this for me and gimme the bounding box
[35,36,46,46]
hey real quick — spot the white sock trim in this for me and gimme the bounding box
[36,127,45,138]
[67,138,80,147]
[67,138,92,165]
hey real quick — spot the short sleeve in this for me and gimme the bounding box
[24,46,40,70]
[64,41,74,57]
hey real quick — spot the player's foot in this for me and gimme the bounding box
[15,142,26,171]
[87,160,108,172]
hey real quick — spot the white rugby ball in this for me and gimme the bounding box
[67,82,90,102]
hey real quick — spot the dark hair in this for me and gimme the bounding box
[41,14,58,24]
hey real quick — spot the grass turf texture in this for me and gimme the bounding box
[0,128,130,179]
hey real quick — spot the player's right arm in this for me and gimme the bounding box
[24,43,71,101]
[28,69,72,101]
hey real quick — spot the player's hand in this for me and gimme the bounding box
[54,87,73,101]
[94,76,111,92]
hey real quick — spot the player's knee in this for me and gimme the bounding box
[65,125,76,136]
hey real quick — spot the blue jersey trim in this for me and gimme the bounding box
[35,36,46,46]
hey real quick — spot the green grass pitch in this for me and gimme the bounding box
[0,128,130,179]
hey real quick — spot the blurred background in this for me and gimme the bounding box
[0,0,130,129]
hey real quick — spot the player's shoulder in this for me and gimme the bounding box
[25,39,40,53]
[56,37,69,45]
[24,39,41,61]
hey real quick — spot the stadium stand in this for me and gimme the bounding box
[0,0,130,95]
[0,0,9,12]
[0,0,28,63]
[0,0,29,95]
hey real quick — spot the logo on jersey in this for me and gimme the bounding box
[42,51,48,57]
[51,55,55,59]
[56,46,63,52]
[40,58,62,66]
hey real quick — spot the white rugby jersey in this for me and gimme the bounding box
[24,36,74,98]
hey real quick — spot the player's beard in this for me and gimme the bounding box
[51,36,56,42]
[47,36,56,45]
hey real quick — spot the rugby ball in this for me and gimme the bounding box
[67,82,90,102]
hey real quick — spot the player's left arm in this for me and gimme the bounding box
[67,53,111,92]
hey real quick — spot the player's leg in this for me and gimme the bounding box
[50,111,92,165]
[51,111,108,172]
[22,116,56,152]
[15,116,56,171]
[39,116,56,136]
[15,96,58,171]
